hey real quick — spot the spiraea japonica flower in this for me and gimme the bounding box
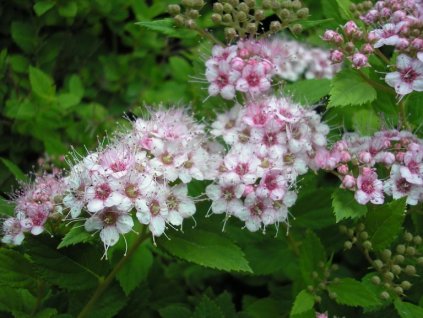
[385,54,423,95]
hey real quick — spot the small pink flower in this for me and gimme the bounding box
[355,168,384,205]
[385,54,423,95]
[342,175,356,189]
[370,23,402,48]
[136,190,169,236]
[236,63,271,96]
[205,180,246,216]
[400,150,423,185]
[206,62,240,100]
[1,217,25,245]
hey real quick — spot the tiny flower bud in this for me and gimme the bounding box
[360,231,369,240]
[168,4,181,16]
[362,240,372,250]
[223,13,233,23]
[371,275,381,284]
[352,52,368,69]
[401,280,412,290]
[279,8,290,18]
[381,249,392,260]
[339,225,348,233]
[406,246,416,256]
[329,291,337,299]
[254,9,265,21]
[356,223,365,232]
[296,8,309,18]
[396,244,406,254]
[394,286,403,295]
[373,259,384,270]
[344,241,353,249]
[270,21,282,32]
[361,43,374,54]
[224,27,237,40]
[414,235,422,245]
[223,3,233,13]
[380,291,390,300]
[384,271,394,281]
[212,13,222,24]
[404,265,416,276]
[342,175,355,189]
[330,50,344,63]
[213,2,224,13]
[174,15,185,27]
[392,264,402,275]
[417,256,423,266]
[394,254,405,263]
[291,24,303,34]
[343,20,359,36]
[337,164,349,174]
[246,23,257,34]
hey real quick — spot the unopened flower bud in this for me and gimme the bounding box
[291,24,303,34]
[401,280,412,290]
[371,275,381,284]
[297,8,309,18]
[406,246,416,256]
[237,2,249,12]
[254,9,265,20]
[279,8,290,18]
[384,271,394,281]
[380,291,390,300]
[174,15,185,27]
[361,43,374,54]
[414,235,422,245]
[224,27,237,40]
[212,13,222,24]
[270,21,282,32]
[394,254,405,263]
[246,23,257,34]
[363,240,372,250]
[330,50,344,63]
[396,244,406,254]
[245,0,255,8]
[213,2,224,13]
[223,3,233,13]
[236,11,247,22]
[352,53,368,69]
[405,265,416,276]
[394,286,403,295]
[187,9,199,19]
[342,175,355,189]
[329,291,337,299]
[339,225,348,233]
[344,241,353,249]
[344,20,359,36]
[337,164,349,175]
[262,0,272,9]
[223,13,233,23]
[168,4,181,16]
[417,256,423,266]
[373,259,384,270]
[392,264,402,275]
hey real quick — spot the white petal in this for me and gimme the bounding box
[100,226,120,246]
[85,216,103,232]
[150,216,166,236]
[168,211,183,226]
[87,199,104,213]
[116,215,134,234]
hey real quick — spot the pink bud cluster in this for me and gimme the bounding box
[2,172,64,245]
[205,38,341,100]
[323,22,371,69]
[206,96,330,232]
[316,129,423,205]
[3,108,219,250]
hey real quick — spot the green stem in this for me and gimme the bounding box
[374,48,391,66]
[194,27,224,46]
[77,229,150,318]
[398,99,411,130]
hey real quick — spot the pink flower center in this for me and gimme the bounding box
[400,67,418,83]
[101,210,119,225]
[396,178,411,193]
[222,187,235,200]
[263,132,277,146]
[125,184,139,199]
[149,200,161,215]
[166,194,179,210]
[110,161,127,172]
[95,183,112,200]
[235,163,249,176]
[253,113,267,125]
[246,73,260,87]
[250,202,264,216]
[407,161,419,174]
[216,73,229,88]
[361,180,374,194]
[264,174,278,191]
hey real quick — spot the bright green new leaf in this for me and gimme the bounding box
[284,79,331,105]
[365,198,406,251]
[58,2,78,18]
[29,66,56,100]
[58,93,81,109]
[69,74,84,99]
[332,188,368,222]
[291,290,314,316]
[159,228,252,273]
[394,299,423,318]
[58,226,95,249]
[327,278,382,307]
[328,69,377,107]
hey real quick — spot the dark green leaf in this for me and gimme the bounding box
[0,157,28,181]
[332,188,368,222]
[29,66,56,101]
[58,2,78,18]
[159,304,192,318]
[0,249,36,288]
[299,231,326,284]
[159,228,252,273]
[365,198,406,251]
[285,79,331,105]
[11,22,37,53]
[192,295,224,318]
[327,278,382,307]
[33,1,55,16]
[0,287,36,316]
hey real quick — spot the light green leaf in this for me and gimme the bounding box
[284,79,331,105]
[365,199,406,251]
[116,242,153,295]
[0,198,15,217]
[69,74,84,99]
[394,299,423,318]
[328,69,377,107]
[11,22,37,53]
[169,56,192,82]
[136,19,196,39]
[291,290,314,316]
[327,278,382,307]
[159,228,252,273]
[29,66,56,101]
[58,226,95,249]
[332,188,368,222]
[58,93,81,109]
[192,295,224,318]
[9,55,29,73]
[33,1,55,16]
[352,108,380,136]
[336,0,353,20]
[0,157,28,181]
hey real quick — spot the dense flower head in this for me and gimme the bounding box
[205,38,341,99]
[207,96,329,232]
[3,107,219,249]
[318,129,423,205]
[2,171,64,244]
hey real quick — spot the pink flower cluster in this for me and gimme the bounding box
[3,108,219,250]
[2,172,64,245]
[205,38,341,100]
[206,96,330,232]
[323,0,423,96]
[316,130,423,205]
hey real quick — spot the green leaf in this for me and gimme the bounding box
[299,19,335,30]
[407,92,423,130]
[365,198,406,251]
[299,231,326,284]
[332,188,368,222]
[394,299,423,318]
[244,298,284,318]
[336,0,353,20]
[69,74,84,99]
[29,66,56,101]
[27,238,99,290]
[33,308,58,318]
[0,198,15,217]
[116,242,153,295]
[327,278,382,307]
[9,55,29,73]
[58,226,95,249]
[58,93,81,109]
[0,157,28,181]
[58,2,78,18]
[215,292,236,318]
[136,19,195,39]
[328,69,377,107]
[159,304,192,318]
[192,295,224,318]
[86,285,127,318]
[11,22,37,53]
[169,56,192,82]
[0,249,36,288]
[284,79,331,105]
[291,290,314,316]
[34,1,55,16]
[159,228,252,273]
[352,108,380,136]
[0,287,36,316]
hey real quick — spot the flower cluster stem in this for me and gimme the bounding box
[77,229,150,318]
